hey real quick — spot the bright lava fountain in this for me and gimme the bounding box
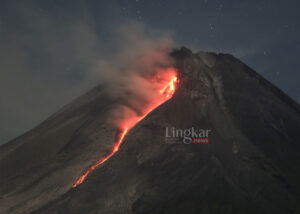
[73,71,178,188]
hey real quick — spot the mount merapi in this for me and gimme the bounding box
[0,47,300,214]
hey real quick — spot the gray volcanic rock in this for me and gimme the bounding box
[1,47,300,214]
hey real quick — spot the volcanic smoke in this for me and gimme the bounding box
[73,70,177,188]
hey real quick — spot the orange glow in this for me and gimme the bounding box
[72,70,177,188]
[160,76,177,98]
[72,129,128,187]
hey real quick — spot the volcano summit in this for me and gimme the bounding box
[0,47,299,214]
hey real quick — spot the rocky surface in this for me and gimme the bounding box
[0,47,299,214]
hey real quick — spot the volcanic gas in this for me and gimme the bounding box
[73,69,178,188]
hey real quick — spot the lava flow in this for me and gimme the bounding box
[72,72,177,188]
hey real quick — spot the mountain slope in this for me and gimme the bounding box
[1,47,299,214]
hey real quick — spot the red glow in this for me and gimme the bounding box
[160,76,177,98]
[72,70,177,188]
[72,129,128,187]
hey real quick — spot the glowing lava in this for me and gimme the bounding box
[72,129,128,187]
[160,76,177,98]
[72,72,177,188]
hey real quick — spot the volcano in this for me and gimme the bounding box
[0,47,300,214]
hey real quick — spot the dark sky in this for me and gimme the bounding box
[0,0,299,144]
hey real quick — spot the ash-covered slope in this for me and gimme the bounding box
[1,47,300,214]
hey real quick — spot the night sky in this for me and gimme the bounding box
[0,0,299,144]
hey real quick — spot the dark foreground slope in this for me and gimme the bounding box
[1,47,300,214]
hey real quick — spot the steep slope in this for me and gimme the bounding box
[0,84,121,213]
[1,47,300,214]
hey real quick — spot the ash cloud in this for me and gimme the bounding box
[89,21,176,130]
[0,1,175,144]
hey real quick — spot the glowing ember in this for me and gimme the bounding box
[72,71,177,188]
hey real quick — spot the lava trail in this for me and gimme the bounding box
[73,73,177,188]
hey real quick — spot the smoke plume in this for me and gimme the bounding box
[0,0,176,144]
[89,21,176,130]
